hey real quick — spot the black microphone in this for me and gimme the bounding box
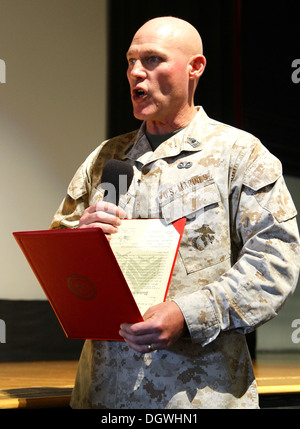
[100,159,134,205]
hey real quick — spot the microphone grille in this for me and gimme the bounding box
[101,159,134,204]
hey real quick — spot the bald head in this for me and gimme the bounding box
[126,16,206,134]
[133,17,204,57]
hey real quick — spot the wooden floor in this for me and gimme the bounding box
[253,353,300,395]
[0,360,77,409]
[0,354,299,408]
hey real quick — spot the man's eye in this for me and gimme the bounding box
[128,58,136,66]
[147,56,160,64]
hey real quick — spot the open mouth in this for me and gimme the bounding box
[133,88,147,100]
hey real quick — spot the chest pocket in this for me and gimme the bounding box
[158,176,230,274]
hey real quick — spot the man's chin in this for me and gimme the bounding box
[133,110,151,122]
[132,107,159,122]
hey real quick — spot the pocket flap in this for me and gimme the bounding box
[159,176,221,224]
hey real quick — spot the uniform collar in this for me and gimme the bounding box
[124,106,209,166]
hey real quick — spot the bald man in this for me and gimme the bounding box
[125,17,205,134]
[51,17,299,409]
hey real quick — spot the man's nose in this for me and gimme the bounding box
[129,60,147,78]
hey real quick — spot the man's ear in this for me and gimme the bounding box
[189,55,206,80]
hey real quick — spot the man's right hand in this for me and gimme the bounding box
[78,201,126,240]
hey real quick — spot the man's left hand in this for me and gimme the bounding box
[119,301,186,353]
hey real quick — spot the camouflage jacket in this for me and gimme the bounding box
[51,107,300,409]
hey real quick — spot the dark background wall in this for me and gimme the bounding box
[241,1,300,176]
[107,0,239,137]
[107,0,300,176]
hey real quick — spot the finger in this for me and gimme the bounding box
[119,327,153,344]
[79,214,120,231]
[120,320,154,337]
[95,201,126,219]
[119,322,162,353]
[123,339,159,354]
[79,207,123,231]
[84,201,117,215]
[119,327,159,353]
[79,221,119,236]
[90,210,122,227]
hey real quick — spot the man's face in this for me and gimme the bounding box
[126,32,191,130]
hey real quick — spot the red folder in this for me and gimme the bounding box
[13,218,185,341]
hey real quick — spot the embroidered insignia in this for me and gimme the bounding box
[187,137,201,148]
[177,162,193,169]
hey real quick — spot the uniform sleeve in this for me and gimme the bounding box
[50,145,103,229]
[174,147,300,347]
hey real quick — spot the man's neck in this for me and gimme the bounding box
[146,106,198,135]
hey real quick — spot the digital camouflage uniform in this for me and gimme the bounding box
[50,107,300,409]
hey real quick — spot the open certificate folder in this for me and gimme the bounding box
[110,218,185,316]
[13,218,185,341]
